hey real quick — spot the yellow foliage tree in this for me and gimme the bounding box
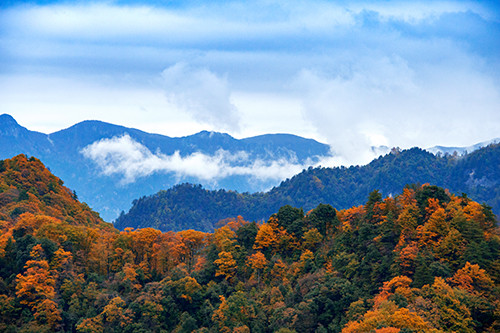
[302,228,323,250]
[247,251,267,284]
[214,251,237,281]
[254,221,279,251]
[213,225,237,252]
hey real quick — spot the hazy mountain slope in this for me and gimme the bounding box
[426,137,500,156]
[241,133,331,160]
[0,114,52,158]
[48,120,177,154]
[115,145,500,232]
[0,114,331,221]
[271,144,499,213]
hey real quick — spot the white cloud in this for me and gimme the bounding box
[161,62,240,132]
[3,1,492,66]
[293,52,500,165]
[81,134,326,184]
[1,0,499,162]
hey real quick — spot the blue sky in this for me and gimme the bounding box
[1,0,499,164]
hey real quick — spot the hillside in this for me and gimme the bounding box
[0,155,105,227]
[0,114,331,221]
[0,173,498,331]
[116,144,500,232]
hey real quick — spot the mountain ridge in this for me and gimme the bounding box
[2,114,498,223]
[115,144,500,232]
[426,137,500,156]
[0,114,332,220]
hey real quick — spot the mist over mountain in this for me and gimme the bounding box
[1,114,497,223]
[0,114,331,221]
[115,144,500,232]
[426,138,500,156]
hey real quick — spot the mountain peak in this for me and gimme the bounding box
[192,130,233,139]
[0,114,26,136]
[0,113,19,127]
[61,119,117,131]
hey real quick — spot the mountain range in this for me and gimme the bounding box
[0,114,331,221]
[115,144,500,232]
[1,114,498,225]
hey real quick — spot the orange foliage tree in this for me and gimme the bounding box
[15,244,62,329]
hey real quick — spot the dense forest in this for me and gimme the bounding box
[0,155,499,332]
[115,144,500,232]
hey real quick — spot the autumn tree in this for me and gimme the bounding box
[178,230,208,272]
[213,225,237,252]
[247,251,267,284]
[15,244,62,330]
[214,251,237,281]
[417,277,475,332]
[302,228,323,250]
[254,219,279,253]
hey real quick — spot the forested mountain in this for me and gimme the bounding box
[0,156,498,332]
[0,114,331,221]
[116,144,500,232]
[0,155,106,228]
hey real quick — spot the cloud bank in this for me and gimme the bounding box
[81,134,323,184]
[1,0,499,166]
[293,53,500,165]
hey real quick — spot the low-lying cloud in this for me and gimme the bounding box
[81,134,326,185]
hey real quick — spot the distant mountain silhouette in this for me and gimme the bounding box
[426,138,500,156]
[0,114,331,221]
